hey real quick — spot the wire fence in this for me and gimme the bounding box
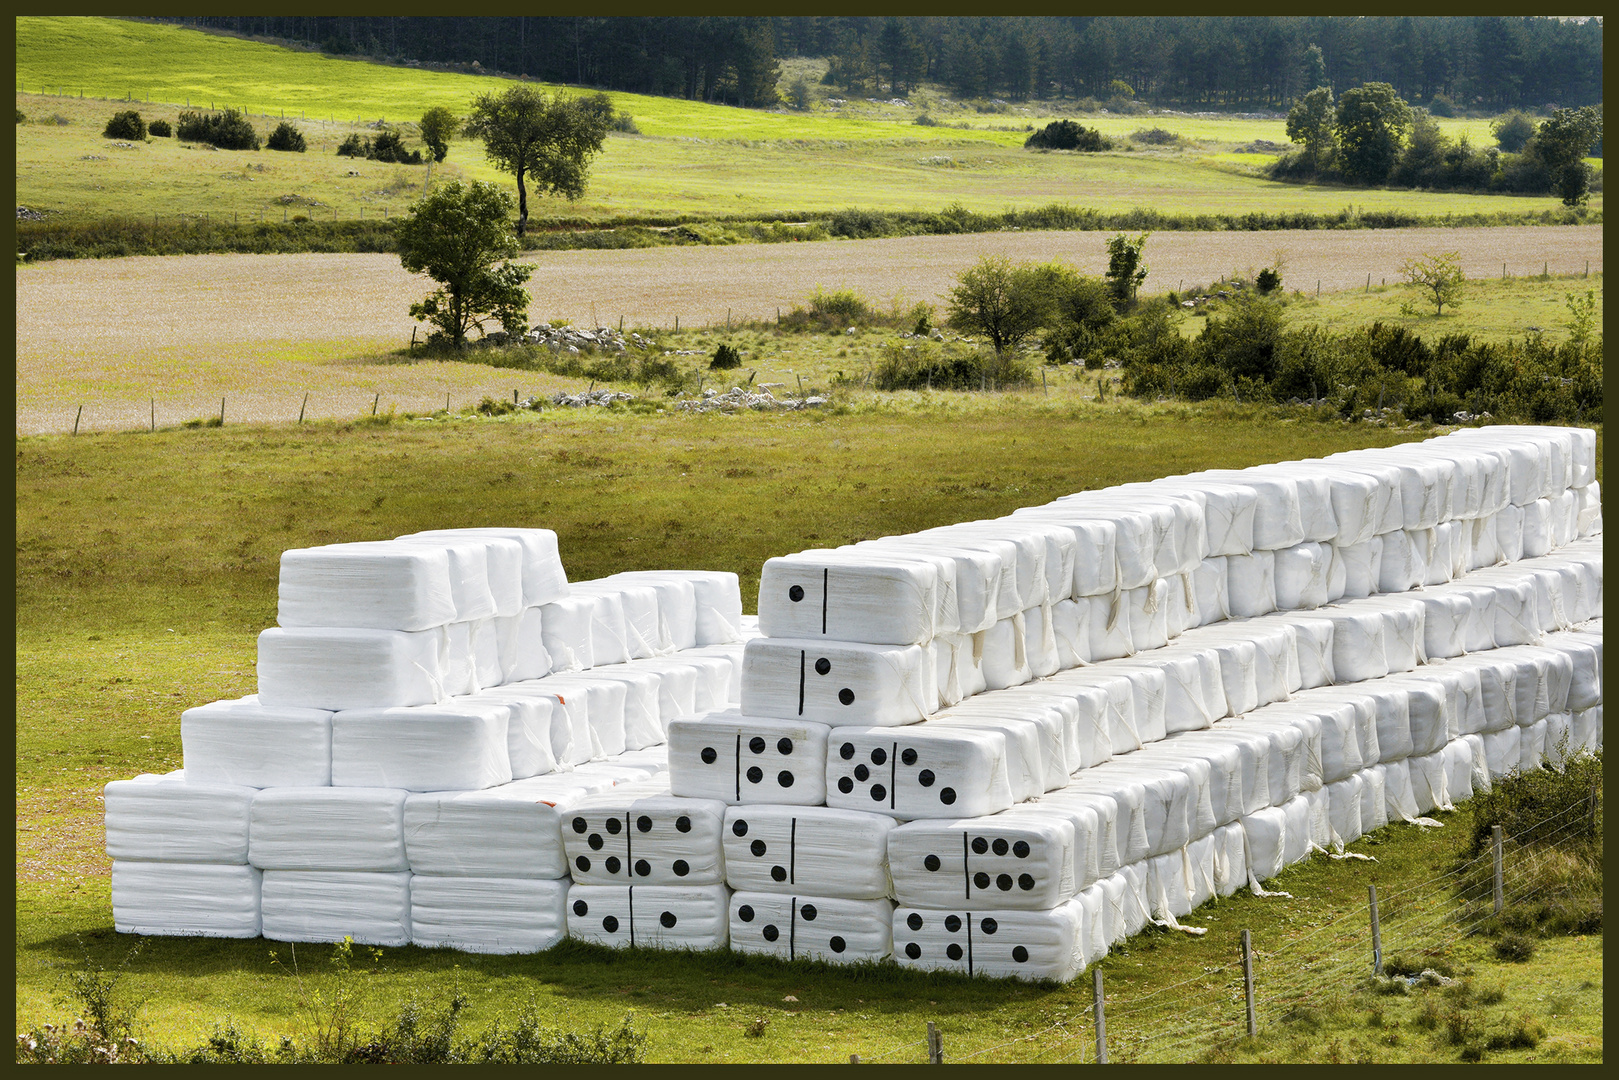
[849,793,1599,1064]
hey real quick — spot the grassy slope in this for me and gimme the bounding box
[15,17,1593,224]
[13,410,1602,1061]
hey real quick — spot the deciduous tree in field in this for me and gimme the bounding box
[463,86,612,236]
[1285,86,1335,171]
[419,106,457,164]
[947,255,1057,355]
[1530,106,1602,207]
[396,180,533,349]
[1334,82,1412,186]
[1104,232,1150,307]
[1399,251,1465,317]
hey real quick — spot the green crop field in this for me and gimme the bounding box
[15,17,1595,227]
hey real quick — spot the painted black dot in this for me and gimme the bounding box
[575,857,590,872]
[738,904,755,922]
[853,763,869,781]
[789,585,805,602]
[902,748,918,766]
[924,854,941,872]
[838,688,855,706]
[1012,946,1029,963]
[905,942,922,960]
[635,859,652,877]
[605,857,621,874]
[749,736,766,754]
[637,815,653,833]
[771,865,787,882]
[980,917,998,935]
[762,924,780,942]
[777,738,794,755]
[676,816,692,833]
[971,837,989,855]
[992,838,1009,857]
[660,911,677,928]
[870,784,886,802]
[605,818,622,835]
[673,860,690,877]
[871,747,887,765]
[732,820,749,836]
[588,833,604,850]
[974,872,991,889]
[839,742,855,760]
[1018,873,1035,891]
[918,769,935,787]
[838,777,854,794]
[940,787,957,805]
[801,904,817,921]
[1013,841,1030,858]
[751,839,767,857]
[815,657,831,676]
[996,873,1013,891]
[907,913,924,931]
[571,817,588,833]
[602,915,619,932]
[573,900,588,916]
[746,766,763,784]
[947,943,963,961]
[776,771,794,788]
[944,915,962,932]
[830,936,847,953]
[700,747,717,764]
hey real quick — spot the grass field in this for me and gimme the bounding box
[13,413,1602,1061]
[15,17,1596,226]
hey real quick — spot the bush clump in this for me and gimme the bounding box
[103,110,146,140]
[873,341,1031,391]
[266,121,307,153]
[337,129,422,164]
[175,109,260,150]
[1025,119,1112,152]
[709,343,741,370]
[147,118,171,137]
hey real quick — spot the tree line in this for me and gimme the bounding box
[147,16,1601,112]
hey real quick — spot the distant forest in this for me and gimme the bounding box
[147,16,1602,113]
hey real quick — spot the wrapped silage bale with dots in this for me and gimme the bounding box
[824,725,1012,821]
[667,709,830,806]
[892,900,1088,982]
[722,804,895,898]
[889,813,1076,911]
[757,552,942,646]
[565,882,730,950]
[561,783,727,886]
[730,892,894,964]
[741,637,934,728]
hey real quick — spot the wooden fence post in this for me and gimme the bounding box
[73,405,83,435]
[372,393,380,416]
[1242,929,1257,1037]
[1492,825,1504,915]
[1093,967,1107,1064]
[298,393,308,424]
[926,1020,942,1064]
[1368,885,1382,975]
[849,1053,860,1064]
[219,397,226,425]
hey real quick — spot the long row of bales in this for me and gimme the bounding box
[107,426,1601,980]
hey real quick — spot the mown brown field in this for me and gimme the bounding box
[15,225,1602,434]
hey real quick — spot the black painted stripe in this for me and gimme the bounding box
[966,911,973,976]
[734,731,741,801]
[623,812,632,879]
[789,898,797,961]
[798,650,806,716]
[821,568,828,634]
[627,886,635,947]
[890,743,897,810]
[789,817,797,885]
[963,831,971,900]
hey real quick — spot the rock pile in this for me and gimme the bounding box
[527,325,632,354]
[548,389,635,408]
[676,387,827,413]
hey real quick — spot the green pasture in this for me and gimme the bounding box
[14,410,1603,1061]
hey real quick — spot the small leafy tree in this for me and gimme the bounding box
[1104,232,1150,307]
[1490,110,1537,153]
[946,255,1058,355]
[266,121,307,153]
[1399,251,1465,316]
[463,86,612,236]
[1285,86,1335,170]
[1565,290,1597,348]
[103,109,146,140]
[419,106,457,163]
[1333,82,1412,185]
[710,343,741,370]
[1531,106,1602,207]
[396,180,533,349]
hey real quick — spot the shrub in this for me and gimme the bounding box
[103,110,146,140]
[709,343,741,370]
[370,129,422,164]
[1256,267,1283,294]
[1491,110,1537,153]
[337,133,367,158]
[1464,750,1601,859]
[15,108,25,124]
[873,341,1031,391]
[828,208,891,239]
[1025,119,1112,152]
[1130,127,1185,146]
[266,121,307,153]
[1492,933,1536,963]
[175,109,260,150]
[148,118,171,137]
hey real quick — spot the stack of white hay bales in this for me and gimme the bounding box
[106,427,1601,981]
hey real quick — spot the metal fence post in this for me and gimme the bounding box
[1368,885,1382,976]
[1093,966,1107,1063]
[1242,929,1257,1037]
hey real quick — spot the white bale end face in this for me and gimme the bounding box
[668,710,830,806]
[277,542,456,631]
[741,637,932,727]
[409,876,569,954]
[260,870,412,946]
[565,883,730,950]
[722,804,896,898]
[893,900,1087,982]
[730,893,894,963]
[111,861,262,938]
[890,815,1075,911]
[758,555,939,645]
[104,772,255,863]
[561,787,728,886]
[256,626,443,711]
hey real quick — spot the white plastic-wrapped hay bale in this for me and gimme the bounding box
[1011,508,1119,598]
[740,637,933,727]
[626,570,743,645]
[1257,613,1334,690]
[929,707,1064,798]
[628,654,735,715]
[538,593,597,672]
[403,774,617,878]
[256,626,443,711]
[1570,706,1602,754]
[1324,775,1364,850]
[825,726,1011,820]
[1088,662,1170,746]
[571,579,663,660]
[1192,469,1305,551]
[457,690,558,778]
[409,876,569,954]
[561,783,727,886]
[401,527,568,608]
[111,861,262,938]
[260,870,412,946]
[858,537,1005,634]
[758,552,941,645]
[394,533,522,619]
[1052,598,1095,672]
[1575,482,1601,537]
[180,696,333,788]
[563,667,663,751]
[277,542,456,631]
[1226,550,1278,618]
[1082,590,1135,661]
[667,709,830,806]
[930,520,1057,609]
[539,675,626,760]
[330,703,512,792]
[893,900,1087,982]
[1046,667,1141,757]
[722,804,895,898]
[1123,579,1171,653]
[104,771,254,864]
[889,813,1075,911]
[1138,478,1259,558]
[248,787,408,872]
[565,882,730,949]
[730,893,894,963]
[600,571,698,652]
[1024,502,1155,592]
[1190,556,1230,626]
[492,607,550,683]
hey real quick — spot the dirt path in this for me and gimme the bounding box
[16,226,1602,434]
